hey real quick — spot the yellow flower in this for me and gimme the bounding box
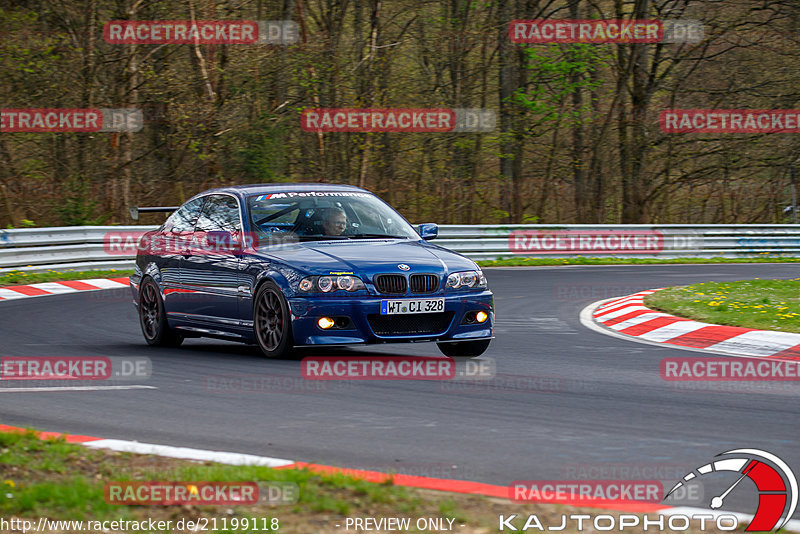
[3,480,14,488]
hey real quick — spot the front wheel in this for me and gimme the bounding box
[138,277,184,347]
[253,281,294,359]
[437,339,490,358]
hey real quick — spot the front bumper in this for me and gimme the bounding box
[287,291,494,346]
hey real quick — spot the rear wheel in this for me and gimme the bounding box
[138,277,184,347]
[254,281,294,359]
[437,339,490,358]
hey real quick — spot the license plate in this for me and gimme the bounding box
[380,298,445,315]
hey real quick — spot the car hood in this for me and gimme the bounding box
[253,239,477,277]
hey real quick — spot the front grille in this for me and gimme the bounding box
[374,274,407,294]
[410,274,439,294]
[367,312,454,336]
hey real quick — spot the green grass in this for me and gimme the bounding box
[0,269,133,287]
[644,279,800,333]
[477,255,800,267]
[0,428,425,527]
[0,430,79,473]
[0,431,128,520]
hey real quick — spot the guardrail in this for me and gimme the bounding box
[2,224,800,272]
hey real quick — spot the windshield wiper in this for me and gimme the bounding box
[297,235,351,241]
[346,233,408,239]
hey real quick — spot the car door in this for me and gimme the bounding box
[158,196,205,315]
[179,194,243,327]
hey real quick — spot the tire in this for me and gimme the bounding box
[138,277,184,347]
[437,339,490,358]
[253,281,294,359]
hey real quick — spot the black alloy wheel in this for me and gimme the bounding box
[138,277,184,347]
[254,281,293,358]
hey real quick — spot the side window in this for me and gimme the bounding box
[165,197,204,233]
[195,195,242,233]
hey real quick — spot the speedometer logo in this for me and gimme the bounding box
[666,449,797,531]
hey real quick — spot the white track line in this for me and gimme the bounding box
[82,439,295,467]
[0,385,156,393]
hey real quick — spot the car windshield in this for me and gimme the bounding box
[246,191,420,241]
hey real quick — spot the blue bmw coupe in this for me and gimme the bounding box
[131,184,493,358]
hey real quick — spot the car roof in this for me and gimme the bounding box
[195,183,368,199]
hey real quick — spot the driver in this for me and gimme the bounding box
[321,207,348,236]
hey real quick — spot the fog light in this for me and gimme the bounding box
[318,317,335,329]
[476,311,488,323]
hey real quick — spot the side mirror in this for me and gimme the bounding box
[417,223,438,241]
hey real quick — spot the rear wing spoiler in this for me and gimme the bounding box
[129,206,180,221]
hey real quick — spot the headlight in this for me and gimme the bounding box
[446,273,461,288]
[337,276,355,291]
[298,275,365,293]
[445,270,487,290]
[461,272,476,287]
[318,276,334,292]
[299,278,314,292]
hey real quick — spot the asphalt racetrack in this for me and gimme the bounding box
[1,264,798,518]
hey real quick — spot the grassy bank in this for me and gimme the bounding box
[0,428,727,533]
[0,269,133,287]
[477,256,800,267]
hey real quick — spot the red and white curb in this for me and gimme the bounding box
[582,289,800,360]
[0,277,130,301]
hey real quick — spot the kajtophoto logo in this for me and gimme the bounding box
[666,448,797,532]
[499,449,796,531]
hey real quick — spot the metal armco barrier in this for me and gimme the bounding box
[2,224,800,272]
